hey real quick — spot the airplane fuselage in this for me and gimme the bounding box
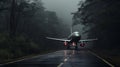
[68,31,81,43]
[46,31,97,50]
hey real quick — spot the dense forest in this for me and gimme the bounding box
[0,0,69,62]
[73,0,120,50]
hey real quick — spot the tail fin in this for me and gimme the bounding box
[71,26,73,34]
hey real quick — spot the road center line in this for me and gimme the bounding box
[89,51,115,67]
[57,62,64,67]
[64,58,68,62]
[57,57,69,67]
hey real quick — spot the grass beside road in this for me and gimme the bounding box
[0,33,64,64]
[90,48,120,66]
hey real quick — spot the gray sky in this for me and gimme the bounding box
[42,0,80,26]
[42,0,86,38]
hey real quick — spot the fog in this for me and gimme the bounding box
[42,0,80,25]
[42,0,85,36]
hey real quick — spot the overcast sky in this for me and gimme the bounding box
[42,0,81,26]
[41,0,86,38]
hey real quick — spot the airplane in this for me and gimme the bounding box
[46,28,97,50]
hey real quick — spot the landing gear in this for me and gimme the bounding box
[66,42,78,50]
[67,45,70,49]
[75,45,78,50]
[75,43,78,50]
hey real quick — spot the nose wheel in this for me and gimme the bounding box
[67,45,70,49]
[75,45,78,50]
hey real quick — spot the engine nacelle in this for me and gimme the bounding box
[72,42,76,46]
[80,43,85,47]
[64,41,68,46]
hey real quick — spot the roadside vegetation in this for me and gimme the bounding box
[0,0,69,63]
[73,0,120,66]
[0,34,39,63]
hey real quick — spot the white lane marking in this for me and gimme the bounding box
[89,51,115,67]
[64,58,68,62]
[1,50,69,67]
[57,62,64,67]
[57,56,70,67]
[57,58,68,67]
[0,50,63,66]
[0,57,31,66]
[3,59,25,65]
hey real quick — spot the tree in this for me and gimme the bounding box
[73,0,120,49]
[9,0,17,37]
[0,0,69,61]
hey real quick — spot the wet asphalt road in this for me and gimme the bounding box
[1,49,112,67]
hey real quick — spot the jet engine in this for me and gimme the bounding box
[72,42,76,46]
[64,41,68,46]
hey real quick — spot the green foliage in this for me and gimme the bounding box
[0,49,13,60]
[73,0,120,49]
[0,34,39,61]
[0,0,69,62]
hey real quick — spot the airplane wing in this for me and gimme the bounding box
[46,37,70,42]
[79,38,98,42]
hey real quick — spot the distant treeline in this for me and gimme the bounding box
[0,0,69,62]
[73,0,120,49]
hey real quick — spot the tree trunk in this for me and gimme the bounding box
[9,0,17,37]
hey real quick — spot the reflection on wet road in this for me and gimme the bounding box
[1,49,113,67]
